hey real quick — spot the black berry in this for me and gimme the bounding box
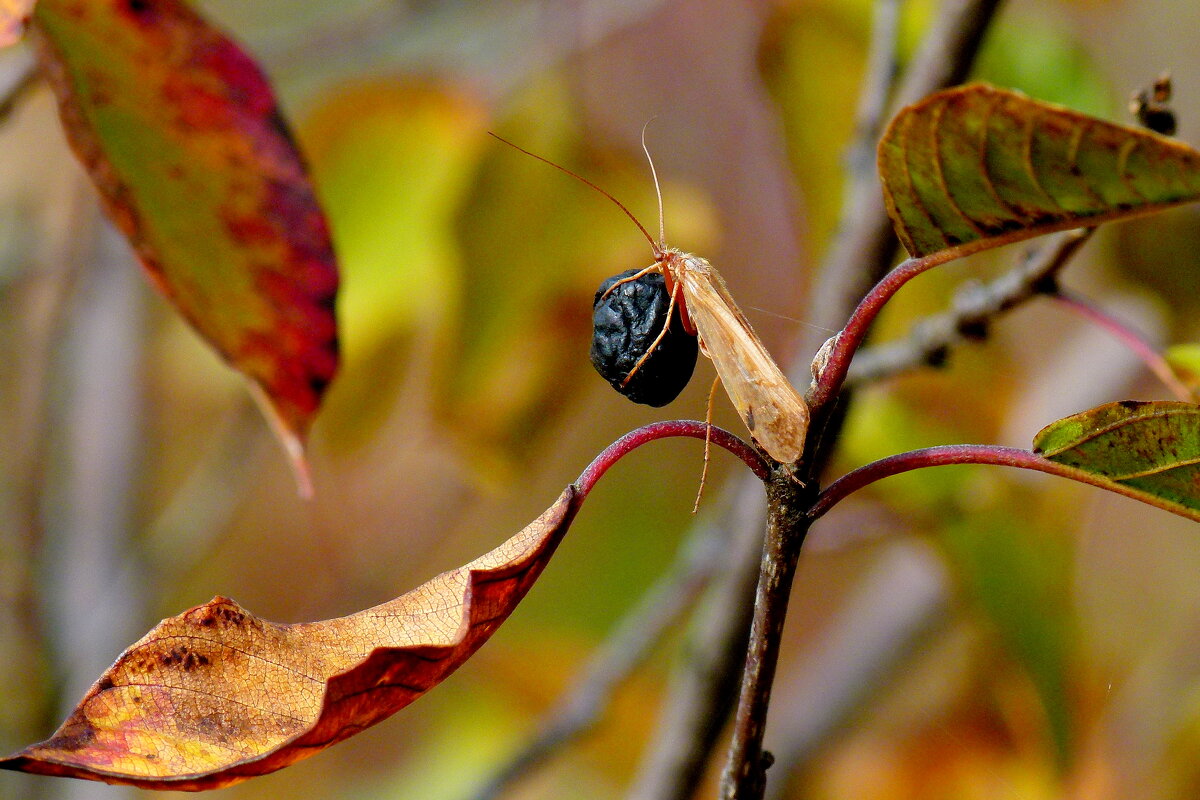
[590,268,698,407]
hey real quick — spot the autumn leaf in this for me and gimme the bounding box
[30,0,339,481]
[878,83,1200,260]
[0,487,579,790]
[0,0,35,46]
[1033,401,1200,521]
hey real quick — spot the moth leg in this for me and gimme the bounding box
[620,276,683,387]
[692,376,721,514]
[599,264,661,303]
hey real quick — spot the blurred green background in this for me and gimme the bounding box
[6,0,1200,798]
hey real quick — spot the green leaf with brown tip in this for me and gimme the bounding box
[1033,401,1200,520]
[30,0,339,472]
[879,83,1200,259]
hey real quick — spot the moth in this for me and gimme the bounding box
[630,245,810,464]
[491,133,810,464]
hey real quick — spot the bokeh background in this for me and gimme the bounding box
[5,0,1200,798]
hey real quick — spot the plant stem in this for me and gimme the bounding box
[760,543,948,800]
[718,471,812,799]
[808,252,944,411]
[574,421,769,499]
[806,443,1194,520]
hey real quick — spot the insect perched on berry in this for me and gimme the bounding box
[490,132,810,464]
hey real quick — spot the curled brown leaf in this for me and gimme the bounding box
[1,487,578,790]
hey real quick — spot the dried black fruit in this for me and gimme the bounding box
[590,268,698,407]
[1130,73,1178,136]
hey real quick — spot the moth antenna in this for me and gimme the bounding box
[488,132,659,256]
[640,120,666,249]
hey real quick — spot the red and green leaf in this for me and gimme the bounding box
[879,83,1200,260]
[31,0,339,475]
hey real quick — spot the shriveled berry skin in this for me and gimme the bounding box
[590,268,698,407]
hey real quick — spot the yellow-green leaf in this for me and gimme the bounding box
[1165,344,1200,395]
[1033,401,1200,520]
[879,83,1200,259]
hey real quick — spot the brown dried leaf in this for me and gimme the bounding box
[1,487,578,790]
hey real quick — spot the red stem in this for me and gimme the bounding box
[807,443,1181,520]
[574,421,771,499]
[1053,290,1194,402]
[808,253,950,411]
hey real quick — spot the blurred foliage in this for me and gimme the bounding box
[760,0,868,258]
[1166,341,1200,391]
[302,79,487,452]
[6,0,1200,799]
[940,501,1078,767]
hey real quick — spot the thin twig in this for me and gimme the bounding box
[463,422,766,800]
[799,0,904,358]
[1052,289,1195,402]
[42,222,150,735]
[4,180,96,784]
[852,0,902,155]
[575,421,770,497]
[846,230,1091,387]
[624,479,766,800]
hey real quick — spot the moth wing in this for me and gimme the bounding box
[676,260,809,463]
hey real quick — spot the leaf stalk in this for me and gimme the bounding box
[573,421,770,500]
